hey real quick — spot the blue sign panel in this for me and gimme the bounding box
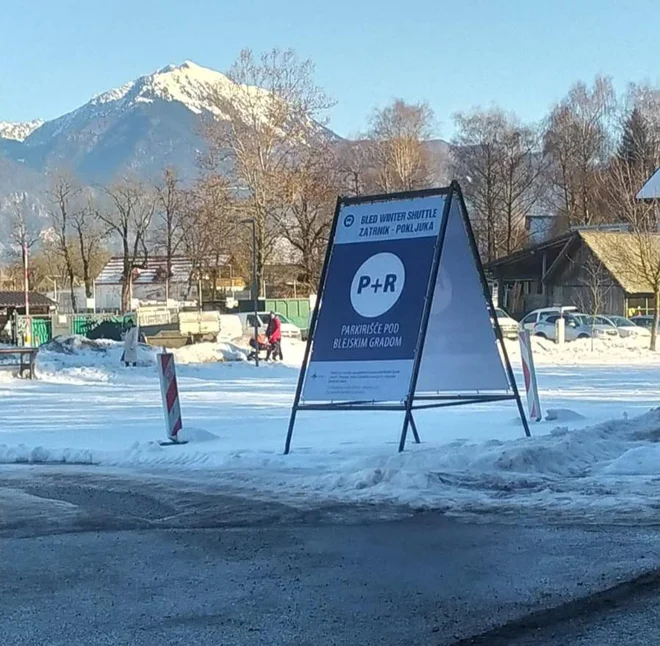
[302,194,446,402]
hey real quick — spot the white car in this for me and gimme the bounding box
[604,315,651,338]
[534,313,618,341]
[574,314,620,339]
[519,306,578,332]
[491,308,519,339]
[238,312,302,340]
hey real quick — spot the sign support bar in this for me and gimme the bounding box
[285,184,531,454]
[284,198,342,455]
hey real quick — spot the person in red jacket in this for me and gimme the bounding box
[265,311,283,361]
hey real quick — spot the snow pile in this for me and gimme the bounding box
[4,407,660,521]
[504,335,660,366]
[37,335,157,380]
[173,341,247,364]
[37,335,251,374]
[545,408,586,422]
[205,409,660,520]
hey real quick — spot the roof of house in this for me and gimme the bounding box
[95,255,231,285]
[485,233,574,271]
[544,230,660,295]
[0,291,56,308]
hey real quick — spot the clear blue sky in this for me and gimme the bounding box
[2,0,660,137]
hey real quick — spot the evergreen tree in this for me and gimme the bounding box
[618,107,653,173]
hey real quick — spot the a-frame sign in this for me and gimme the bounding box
[284,182,530,454]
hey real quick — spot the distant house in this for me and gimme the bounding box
[487,229,660,318]
[0,291,56,315]
[94,255,234,310]
[0,291,57,344]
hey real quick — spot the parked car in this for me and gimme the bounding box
[533,312,618,341]
[519,306,578,332]
[533,313,587,341]
[603,315,651,338]
[631,315,659,331]
[573,314,620,338]
[490,308,519,339]
[238,312,302,340]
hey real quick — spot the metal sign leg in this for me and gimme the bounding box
[409,413,421,444]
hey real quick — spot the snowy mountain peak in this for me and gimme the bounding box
[86,60,238,117]
[1,60,284,184]
[0,119,44,141]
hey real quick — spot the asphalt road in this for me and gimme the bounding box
[3,466,660,646]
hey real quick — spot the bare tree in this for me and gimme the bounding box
[612,232,660,350]
[99,179,154,312]
[597,95,660,349]
[10,202,41,293]
[205,48,334,295]
[47,173,80,311]
[368,99,434,192]
[181,174,235,301]
[543,77,616,229]
[153,168,185,301]
[72,196,108,301]
[281,136,338,290]
[498,123,548,255]
[570,255,614,350]
[336,139,375,197]
[452,108,547,260]
[452,109,507,261]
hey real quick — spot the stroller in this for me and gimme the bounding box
[247,334,270,361]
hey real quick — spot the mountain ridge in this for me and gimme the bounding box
[0,60,276,183]
[0,61,450,246]
[0,119,44,142]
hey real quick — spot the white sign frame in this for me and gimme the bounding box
[285,183,530,453]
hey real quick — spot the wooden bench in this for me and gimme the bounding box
[0,348,38,379]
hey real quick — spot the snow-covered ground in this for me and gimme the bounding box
[2,335,660,522]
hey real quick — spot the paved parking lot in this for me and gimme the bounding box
[3,467,660,646]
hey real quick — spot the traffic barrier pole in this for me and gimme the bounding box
[157,350,184,443]
[519,330,542,422]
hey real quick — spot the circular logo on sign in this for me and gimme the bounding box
[350,252,406,318]
[343,213,355,227]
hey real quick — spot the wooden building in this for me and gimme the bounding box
[487,230,660,318]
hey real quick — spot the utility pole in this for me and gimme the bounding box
[241,218,259,367]
[23,241,31,347]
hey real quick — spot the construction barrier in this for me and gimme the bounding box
[157,351,184,443]
[519,330,542,422]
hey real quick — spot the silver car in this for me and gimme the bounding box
[602,315,651,339]
[534,313,618,341]
[574,314,620,339]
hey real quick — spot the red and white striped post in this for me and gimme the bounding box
[158,350,183,443]
[519,330,542,422]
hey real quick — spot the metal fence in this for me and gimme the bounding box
[15,313,138,346]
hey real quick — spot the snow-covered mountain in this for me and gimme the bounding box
[0,61,271,183]
[0,119,44,142]
[0,60,449,233]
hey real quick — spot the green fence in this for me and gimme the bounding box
[264,299,311,333]
[72,314,136,339]
[30,318,52,346]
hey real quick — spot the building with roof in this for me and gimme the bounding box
[0,291,57,345]
[94,255,238,310]
[487,228,660,318]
